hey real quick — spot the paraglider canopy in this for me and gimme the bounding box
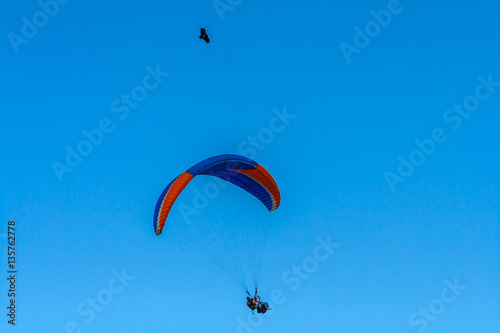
[153,154,281,236]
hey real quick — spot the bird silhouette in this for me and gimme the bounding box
[199,28,210,43]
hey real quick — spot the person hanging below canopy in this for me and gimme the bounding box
[246,288,272,315]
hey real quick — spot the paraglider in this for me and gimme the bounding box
[153,154,280,311]
[246,288,272,315]
[199,28,210,43]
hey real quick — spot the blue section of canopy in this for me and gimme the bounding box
[186,154,273,210]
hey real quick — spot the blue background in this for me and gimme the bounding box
[1,0,499,332]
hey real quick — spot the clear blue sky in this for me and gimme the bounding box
[1,0,499,332]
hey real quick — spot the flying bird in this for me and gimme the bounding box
[199,28,210,43]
